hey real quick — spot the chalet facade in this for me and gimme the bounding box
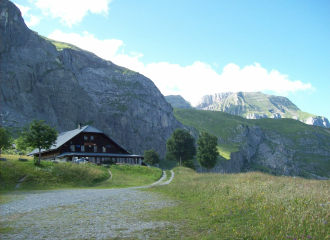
[28,125,144,165]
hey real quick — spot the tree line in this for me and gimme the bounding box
[144,128,219,172]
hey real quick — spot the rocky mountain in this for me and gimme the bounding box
[0,0,183,156]
[165,95,192,109]
[174,108,330,179]
[195,92,330,128]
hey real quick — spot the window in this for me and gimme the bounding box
[84,136,88,140]
[81,146,85,152]
[97,157,100,163]
[70,145,75,151]
[91,136,94,140]
[102,147,106,153]
[94,146,97,152]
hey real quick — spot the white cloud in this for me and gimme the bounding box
[13,3,30,16]
[26,15,41,26]
[48,30,123,60]
[13,2,41,27]
[31,0,112,27]
[47,30,315,106]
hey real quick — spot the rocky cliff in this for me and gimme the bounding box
[174,108,330,179]
[196,124,330,179]
[195,92,330,128]
[0,0,183,156]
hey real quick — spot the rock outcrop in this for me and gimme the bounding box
[0,0,183,156]
[174,108,330,179]
[305,116,330,128]
[195,124,330,179]
[270,113,282,119]
[195,92,329,128]
[245,113,268,119]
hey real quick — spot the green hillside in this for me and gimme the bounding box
[174,108,327,141]
[165,95,192,109]
[173,108,330,178]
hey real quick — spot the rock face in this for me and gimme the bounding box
[164,95,192,109]
[270,113,282,119]
[245,113,268,119]
[195,124,330,179]
[173,108,330,179]
[305,117,330,128]
[0,0,183,156]
[195,92,329,128]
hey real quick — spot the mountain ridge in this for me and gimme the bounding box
[194,92,329,128]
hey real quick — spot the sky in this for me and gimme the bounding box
[13,0,330,119]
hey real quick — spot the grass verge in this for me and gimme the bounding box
[0,155,162,192]
[142,167,330,239]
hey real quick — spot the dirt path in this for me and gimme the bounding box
[0,171,175,240]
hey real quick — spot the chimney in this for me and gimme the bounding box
[78,123,81,129]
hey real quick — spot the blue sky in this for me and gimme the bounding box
[14,0,330,119]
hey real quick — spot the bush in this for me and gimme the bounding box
[181,158,195,170]
[103,159,115,165]
[33,156,40,165]
[143,149,160,165]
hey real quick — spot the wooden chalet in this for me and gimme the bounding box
[28,125,144,165]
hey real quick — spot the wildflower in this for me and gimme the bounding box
[307,236,312,238]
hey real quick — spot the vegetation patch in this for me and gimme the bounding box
[0,156,109,191]
[0,155,162,191]
[142,167,330,239]
[294,153,330,178]
[217,144,239,160]
[44,37,78,51]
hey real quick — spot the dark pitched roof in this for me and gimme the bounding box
[28,125,129,156]
[56,152,143,158]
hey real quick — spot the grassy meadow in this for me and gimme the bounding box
[0,155,162,193]
[143,167,330,239]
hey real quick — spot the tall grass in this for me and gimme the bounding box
[144,167,330,239]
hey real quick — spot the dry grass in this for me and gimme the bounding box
[144,167,330,239]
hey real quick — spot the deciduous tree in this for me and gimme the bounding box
[16,136,33,157]
[165,128,196,168]
[197,131,218,172]
[0,127,13,157]
[143,149,160,165]
[23,120,58,165]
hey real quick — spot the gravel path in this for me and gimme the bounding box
[0,170,175,239]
